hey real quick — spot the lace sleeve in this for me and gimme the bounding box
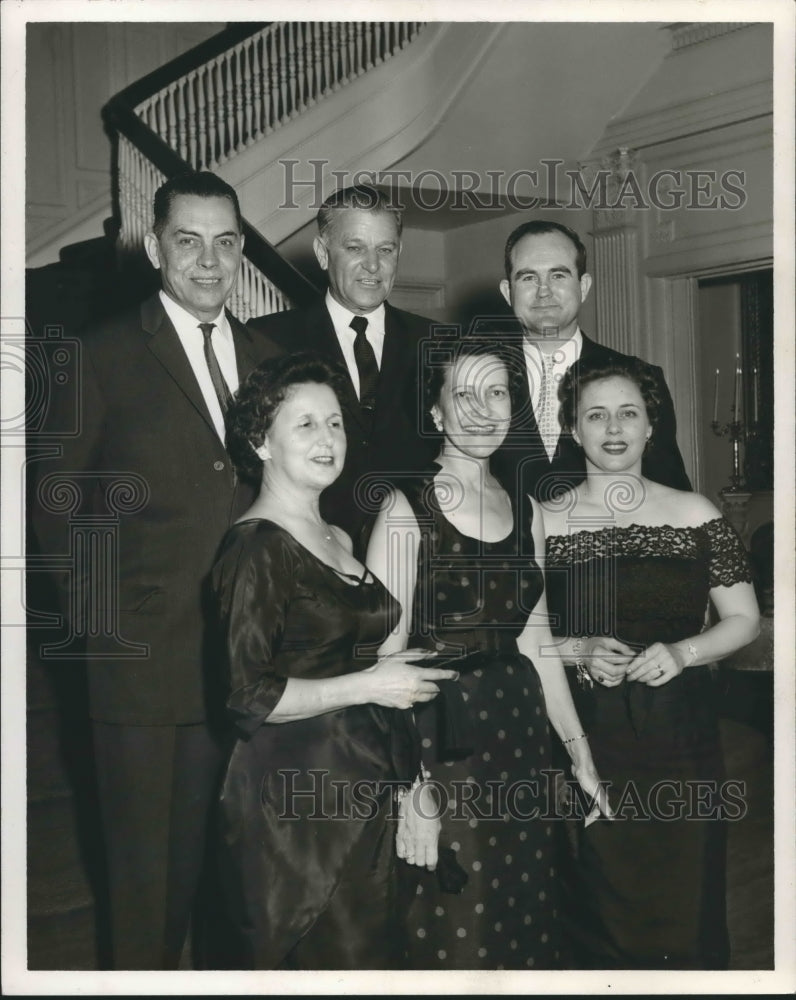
[703,517,753,587]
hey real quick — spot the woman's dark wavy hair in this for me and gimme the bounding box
[420,333,525,438]
[559,353,662,436]
[226,352,347,482]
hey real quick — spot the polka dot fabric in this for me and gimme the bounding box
[399,469,561,970]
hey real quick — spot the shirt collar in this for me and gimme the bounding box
[325,291,386,336]
[159,290,228,338]
[523,327,582,369]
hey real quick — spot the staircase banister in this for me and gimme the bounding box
[109,23,270,112]
[103,91,321,307]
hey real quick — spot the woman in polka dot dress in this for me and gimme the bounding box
[367,339,610,969]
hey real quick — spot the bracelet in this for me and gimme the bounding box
[562,732,588,745]
[573,637,593,689]
[683,642,698,667]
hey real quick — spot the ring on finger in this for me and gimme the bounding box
[657,667,664,678]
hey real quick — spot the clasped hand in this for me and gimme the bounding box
[362,649,459,709]
[584,637,684,687]
[396,780,441,870]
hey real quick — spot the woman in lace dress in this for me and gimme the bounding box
[212,354,457,969]
[367,338,611,970]
[541,354,760,969]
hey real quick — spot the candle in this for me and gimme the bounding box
[713,368,719,422]
[753,366,759,423]
[734,355,742,423]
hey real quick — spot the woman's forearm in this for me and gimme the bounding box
[671,613,759,669]
[266,673,369,723]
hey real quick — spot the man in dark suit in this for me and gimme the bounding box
[492,220,691,502]
[31,172,269,969]
[247,185,437,550]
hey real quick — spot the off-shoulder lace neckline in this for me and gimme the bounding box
[546,517,725,544]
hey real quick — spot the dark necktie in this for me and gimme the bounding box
[350,315,378,412]
[199,322,232,414]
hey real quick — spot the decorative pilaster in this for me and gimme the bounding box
[579,148,643,356]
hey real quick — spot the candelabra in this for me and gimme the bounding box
[711,413,756,541]
[710,415,746,492]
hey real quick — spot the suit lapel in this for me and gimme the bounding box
[141,295,219,439]
[229,311,260,381]
[313,303,368,432]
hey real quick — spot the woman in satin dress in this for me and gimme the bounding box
[541,354,760,968]
[211,353,456,969]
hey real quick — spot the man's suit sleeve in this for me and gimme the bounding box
[644,364,692,491]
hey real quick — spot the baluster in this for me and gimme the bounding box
[196,67,207,169]
[166,82,178,150]
[270,28,281,125]
[176,79,188,163]
[298,21,315,111]
[296,22,304,111]
[287,22,299,117]
[312,22,323,102]
[385,23,394,59]
[348,21,358,78]
[373,22,384,66]
[242,39,254,144]
[339,23,349,83]
[251,34,263,138]
[353,22,363,75]
[225,53,235,152]
[186,71,198,168]
[117,139,129,250]
[205,59,217,168]
[234,44,245,152]
[156,92,167,144]
[321,23,333,93]
[215,59,227,162]
[277,25,289,123]
[360,21,373,70]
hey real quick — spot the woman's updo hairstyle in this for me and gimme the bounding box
[226,352,346,482]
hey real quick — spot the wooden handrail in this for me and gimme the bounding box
[102,22,321,308]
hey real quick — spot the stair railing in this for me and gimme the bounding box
[104,21,426,320]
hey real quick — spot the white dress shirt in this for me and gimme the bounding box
[523,328,583,459]
[160,291,239,442]
[325,292,386,399]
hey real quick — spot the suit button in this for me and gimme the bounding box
[361,439,368,447]
[213,461,225,471]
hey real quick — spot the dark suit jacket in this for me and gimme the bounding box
[247,299,438,543]
[31,294,270,725]
[492,331,691,504]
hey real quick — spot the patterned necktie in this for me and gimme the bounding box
[350,315,378,412]
[537,351,560,459]
[199,322,232,414]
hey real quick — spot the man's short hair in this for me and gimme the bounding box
[317,185,403,240]
[503,220,588,280]
[152,172,243,237]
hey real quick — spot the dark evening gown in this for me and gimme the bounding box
[212,519,417,970]
[544,517,752,969]
[400,470,561,970]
